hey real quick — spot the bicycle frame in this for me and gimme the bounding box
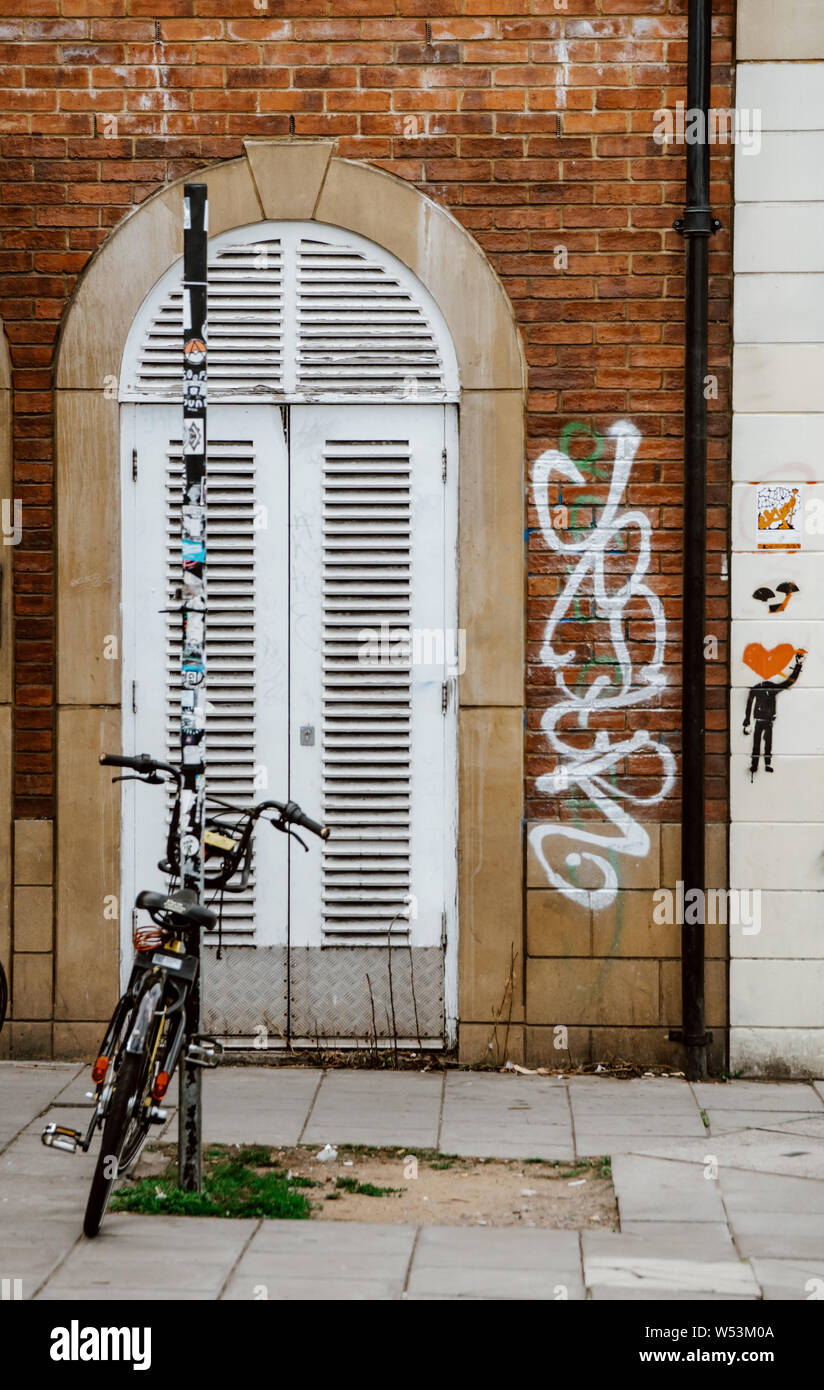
[41,750,327,1214]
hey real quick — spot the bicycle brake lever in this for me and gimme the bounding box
[264,816,309,852]
[112,773,163,785]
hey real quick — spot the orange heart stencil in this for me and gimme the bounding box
[743,642,797,680]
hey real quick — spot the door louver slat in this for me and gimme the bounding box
[166,440,258,934]
[321,438,414,938]
[297,238,444,395]
[138,244,284,397]
[130,227,449,402]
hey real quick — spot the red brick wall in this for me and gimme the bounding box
[0,0,733,823]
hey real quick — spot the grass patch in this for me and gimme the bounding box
[700,1109,710,1130]
[334,1176,400,1197]
[522,1156,611,1181]
[111,1146,312,1221]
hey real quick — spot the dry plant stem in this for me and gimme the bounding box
[407,943,423,1051]
[366,973,378,1061]
[488,946,517,1066]
[385,912,404,1068]
[501,943,516,1063]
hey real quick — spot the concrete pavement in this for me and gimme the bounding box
[2,1062,824,1300]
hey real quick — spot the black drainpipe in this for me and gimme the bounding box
[670,0,721,1082]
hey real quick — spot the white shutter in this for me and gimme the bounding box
[123,223,457,404]
[122,404,288,947]
[287,404,455,953]
[296,238,445,397]
[320,438,413,936]
[136,241,283,397]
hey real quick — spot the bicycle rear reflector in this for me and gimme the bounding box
[152,1072,171,1100]
[91,1056,109,1084]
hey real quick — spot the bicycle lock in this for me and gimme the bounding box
[179,183,209,1191]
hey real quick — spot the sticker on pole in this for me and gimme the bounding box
[184,337,206,367]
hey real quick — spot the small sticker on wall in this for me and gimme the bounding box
[756,485,801,550]
[752,581,799,613]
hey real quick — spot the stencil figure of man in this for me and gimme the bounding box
[743,650,806,780]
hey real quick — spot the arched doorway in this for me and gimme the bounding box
[54,143,526,1061]
[120,220,459,1045]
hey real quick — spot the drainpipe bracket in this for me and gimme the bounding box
[674,210,722,237]
[668,1029,713,1045]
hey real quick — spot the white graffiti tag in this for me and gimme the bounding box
[530,421,675,910]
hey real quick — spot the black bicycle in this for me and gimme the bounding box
[42,751,328,1238]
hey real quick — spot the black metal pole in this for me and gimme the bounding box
[178,183,208,1190]
[672,1,719,1081]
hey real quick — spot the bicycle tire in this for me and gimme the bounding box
[83,1049,143,1238]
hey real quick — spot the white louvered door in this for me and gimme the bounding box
[121,404,289,950]
[120,219,460,1037]
[288,405,457,953]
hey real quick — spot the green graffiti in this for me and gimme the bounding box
[559,421,607,479]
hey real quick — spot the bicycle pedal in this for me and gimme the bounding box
[41,1123,81,1154]
[185,1035,223,1068]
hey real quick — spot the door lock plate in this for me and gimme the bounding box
[299,725,315,746]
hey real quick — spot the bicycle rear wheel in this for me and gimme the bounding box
[83,1050,143,1238]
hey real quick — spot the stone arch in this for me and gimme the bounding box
[54,143,526,1059]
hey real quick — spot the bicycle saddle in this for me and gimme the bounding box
[135,890,217,929]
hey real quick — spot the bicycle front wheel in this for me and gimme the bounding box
[83,1050,143,1239]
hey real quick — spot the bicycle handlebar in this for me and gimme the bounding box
[99,754,329,840]
[99,752,180,780]
[258,800,330,841]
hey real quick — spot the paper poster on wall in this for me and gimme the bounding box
[756,485,801,550]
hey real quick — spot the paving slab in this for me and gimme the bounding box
[726,1213,824,1261]
[38,1214,258,1300]
[619,1220,736,1252]
[1,1131,98,1220]
[748,1114,824,1139]
[569,1077,706,1154]
[751,1258,824,1301]
[721,1165,824,1213]
[197,1067,321,1147]
[582,1229,759,1297]
[720,1168,824,1258]
[590,1288,759,1301]
[302,1071,442,1148]
[0,1063,83,1149]
[627,1126,824,1181]
[705,1109,822,1135]
[693,1081,823,1112]
[223,1218,415,1300]
[439,1073,574,1160]
[1,1220,83,1299]
[406,1226,583,1300]
[611,1155,727,1223]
